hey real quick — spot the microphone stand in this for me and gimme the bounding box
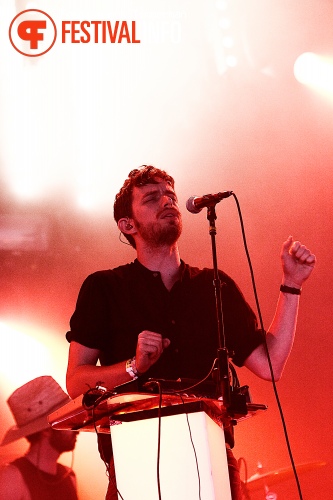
[206,204,231,409]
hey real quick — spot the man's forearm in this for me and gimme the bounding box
[66,361,134,399]
[244,291,300,381]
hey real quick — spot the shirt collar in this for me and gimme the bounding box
[133,258,187,282]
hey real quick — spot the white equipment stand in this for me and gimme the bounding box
[111,411,231,500]
[48,389,267,500]
[110,403,231,500]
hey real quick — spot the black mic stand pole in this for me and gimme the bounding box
[206,204,231,409]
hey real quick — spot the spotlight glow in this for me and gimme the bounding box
[0,321,69,396]
[0,321,51,389]
[226,55,238,67]
[222,36,234,49]
[216,0,229,11]
[294,52,333,94]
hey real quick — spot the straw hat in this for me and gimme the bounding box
[1,376,70,446]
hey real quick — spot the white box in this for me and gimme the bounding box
[110,410,231,500]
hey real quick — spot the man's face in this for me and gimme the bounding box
[48,429,78,454]
[131,178,182,247]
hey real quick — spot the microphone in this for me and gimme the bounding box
[186,191,233,214]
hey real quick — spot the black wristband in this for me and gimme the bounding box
[280,285,301,295]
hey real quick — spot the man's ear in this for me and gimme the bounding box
[118,218,136,235]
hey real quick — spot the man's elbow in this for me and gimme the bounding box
[259,364,284,382]
[261,371,282,382]
[66,370,81,399]
[244,356,284,381]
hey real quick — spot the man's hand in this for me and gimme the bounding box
[135,330,170,374]
[281,236,316,288]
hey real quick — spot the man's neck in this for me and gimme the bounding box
[26,442,60,475]
[136,244,181,291]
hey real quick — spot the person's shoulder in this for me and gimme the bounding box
[184,262,234,283]
[58,464,77,487]
[183,263,215,285]
[58,463,76,478]
[0,462,28,499]
[0,461,23,480]
[87,261,135,280]
[79,262,135,288]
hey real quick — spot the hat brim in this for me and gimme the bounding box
[1,396,70,446]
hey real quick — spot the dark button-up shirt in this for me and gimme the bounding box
[66,259,263,381]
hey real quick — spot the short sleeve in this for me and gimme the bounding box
[66,271,111,351]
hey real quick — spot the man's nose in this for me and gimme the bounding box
[163,195,173,207]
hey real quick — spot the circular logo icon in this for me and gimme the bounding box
[9,9,57,57]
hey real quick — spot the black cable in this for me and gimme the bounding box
[232,192,303,500]
[156,381,163,500]
[119,231,132,245]
[229,362,240,390]
[166,357,219,395]
[238,456,248,484]
[144,380,163,499]
[178,394,202,500]
[238,457,251,500]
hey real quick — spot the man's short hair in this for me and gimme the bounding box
[114,165,175,248]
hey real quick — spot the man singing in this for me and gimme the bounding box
[65,165,316,499]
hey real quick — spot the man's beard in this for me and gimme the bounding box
[134,216,182,247]
[49,429,77,454]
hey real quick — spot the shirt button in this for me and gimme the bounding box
[153,272,159,278]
